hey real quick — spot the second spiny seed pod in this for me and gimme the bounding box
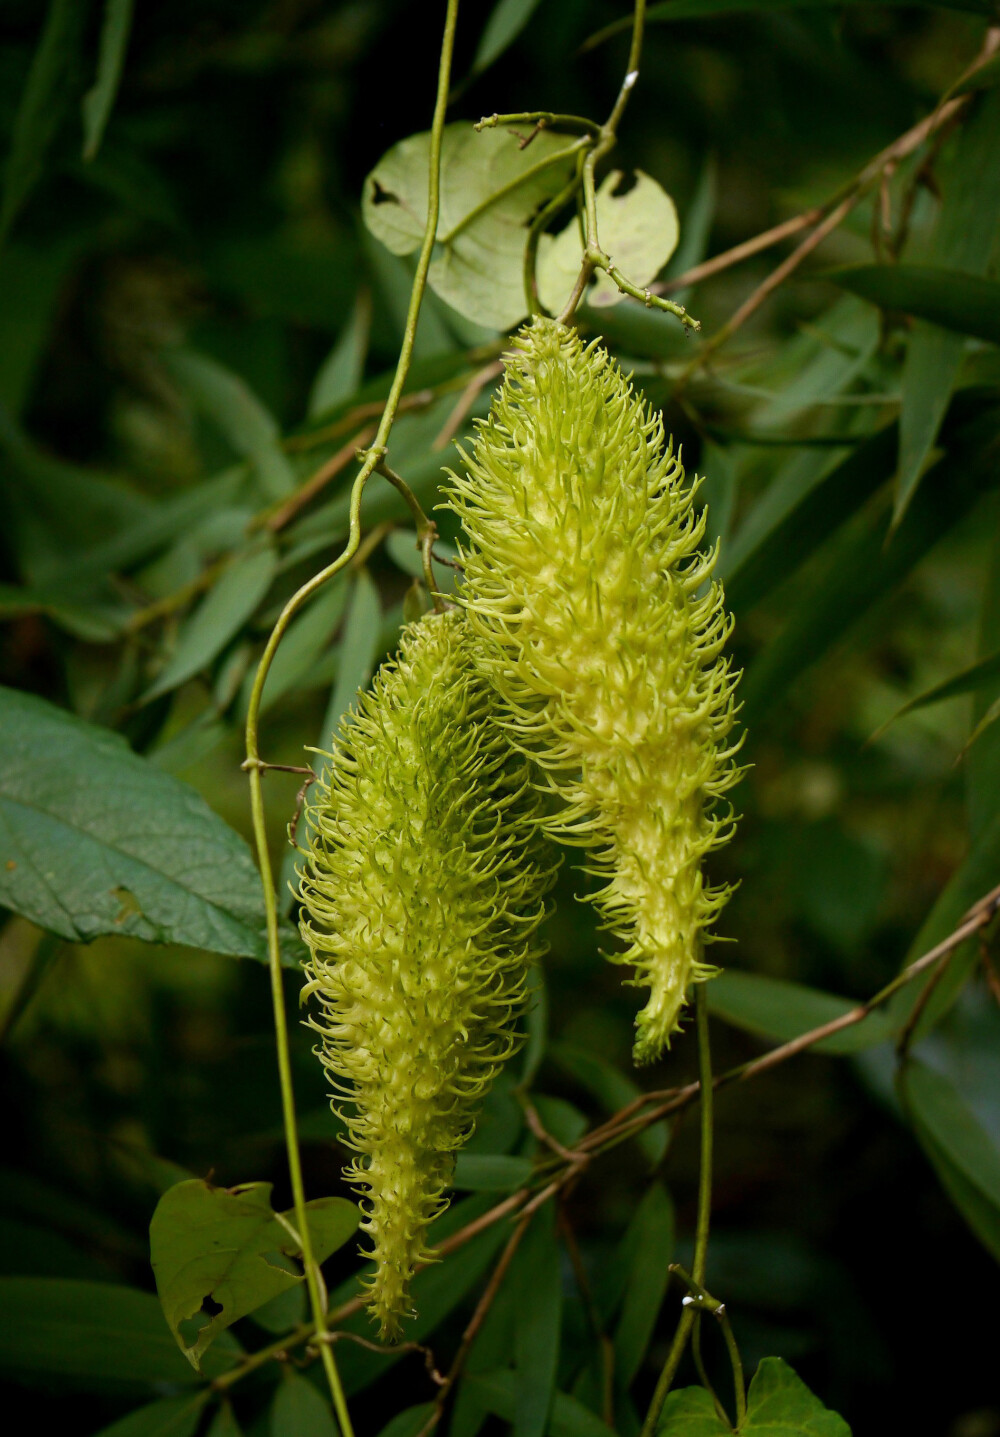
[446,317,742,1064]
[298,608,555,1340]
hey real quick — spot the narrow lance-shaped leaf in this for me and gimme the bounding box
[830,265,1000,349]
[868,643,1000,743]
[471,0,545,77]
[0,0,85,245]
[164,349,297,500]
[899,1061,1000,1263]
[893,88,1000,527]
[82,0,135,161]
[144,541,277,702]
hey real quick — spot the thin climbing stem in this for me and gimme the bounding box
[639,984,713,1437]
[241,2,462,1431]
[554,0,698,330]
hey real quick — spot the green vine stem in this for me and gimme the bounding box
[553,0,699,332]
[639,983,714,1437]
[241,1,461,1429]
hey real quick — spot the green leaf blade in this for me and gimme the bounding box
[150,1179,358,1370]
[0,685,268,956]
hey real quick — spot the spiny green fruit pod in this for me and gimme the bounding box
[298,608,555,1340]
[445,317,742,1064]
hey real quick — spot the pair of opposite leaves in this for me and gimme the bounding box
[297,318,742,1339]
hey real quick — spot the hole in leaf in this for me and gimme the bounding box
[201,1293,224,1317]
[370,180,399,207]
[112,886,143,924]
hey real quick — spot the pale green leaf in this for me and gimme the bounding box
[363,122,578,329]
[537,170,678,314]
[150,1179,357,1371]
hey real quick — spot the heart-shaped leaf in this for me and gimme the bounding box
[150,1179,358,1370]
[362,121,579,329]
[537,169,678,314]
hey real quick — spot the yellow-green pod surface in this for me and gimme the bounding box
[298,609,554,1339]
[446,318,742,1064]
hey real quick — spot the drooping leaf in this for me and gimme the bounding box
[899,1061,1000,1262]
[831,266,1000,349]
[708,970,890,1054]
[308,290,372,419]
[513,1205,562,1437]
[144,541,277,702]
[537,170,679,314]
[613,1182,674,1387]
[659,1355,850,1435]
[82,0,135,162]
[0,0,85,246]
[150,1179,358,1371]
[91,1394,209,1437]
[270,1372,338,1437]
[164,349,297,500]
[0,685,268,956]
[0,1278,241,1388]
[471,0,545,76]
[362,122,579,329]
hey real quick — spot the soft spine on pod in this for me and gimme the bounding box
[298,609,555,1339]
[446,317,742,1064]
